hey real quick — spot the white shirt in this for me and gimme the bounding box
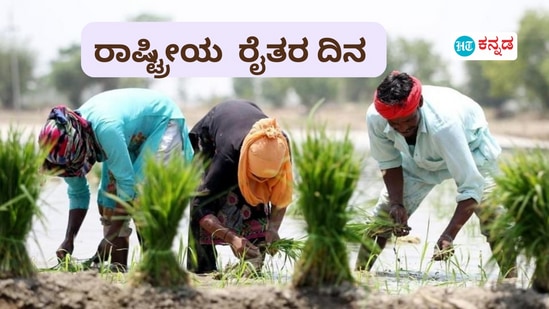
[366,85,501,203]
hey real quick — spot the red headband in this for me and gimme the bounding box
[374,75,422,120]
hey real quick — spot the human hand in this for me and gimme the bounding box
[265,229,280,255]
[56,240,74,260]
[230,237,260,259]
[389,204,411,236]
[265,229,280,244]
[432,234,455,261]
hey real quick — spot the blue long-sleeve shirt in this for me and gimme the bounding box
[366,85,501,203]
[64,88,193,210]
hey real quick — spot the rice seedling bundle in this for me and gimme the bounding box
[291,124,363,288]
[487,148,549,292]
[266,237,305,265]
[127,152,201,287]
[0,128,45,279]
[345,218,396,241]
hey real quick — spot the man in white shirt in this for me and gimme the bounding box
[355,71,516,278]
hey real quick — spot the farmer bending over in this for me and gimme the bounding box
[187,100,293,274]
[355,71,517,278]
[38,88,193,271]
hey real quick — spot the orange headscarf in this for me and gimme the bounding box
[238,118,293,208]
[374,72,422,120]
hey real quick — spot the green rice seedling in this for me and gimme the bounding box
[212,239,304,286]
[477,252,489,286]
[0,128,46,279]
[126,152,202,287]
[50,255,88,272]
[257,237,305,284]
[417,218,434,276]
[291,118,364,288]
[264,237,305,266]
[218,237,305,283]
[217,258,264,284]
[445,252,470,281]
[345,218,397,242]
[486,148,549,293]
[346,213,404,274]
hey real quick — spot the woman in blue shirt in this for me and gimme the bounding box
[38,88,193,271]
[355,71,516,278]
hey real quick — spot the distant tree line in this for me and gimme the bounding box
[0,10,548,114]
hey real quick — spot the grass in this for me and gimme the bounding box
[0,128,46,279]
[204,237,305,287]
[290,107,364,288]
[127,152,202,287]
[486,148,549,292]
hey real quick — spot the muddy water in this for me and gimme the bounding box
[24,130,532,292]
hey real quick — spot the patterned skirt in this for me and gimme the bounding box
[198,190,270,245]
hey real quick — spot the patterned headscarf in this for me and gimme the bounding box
[238,118,293,208]
[38,105,104,177]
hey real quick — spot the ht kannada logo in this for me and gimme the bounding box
[453,32,517,61]
[454,36,475,57]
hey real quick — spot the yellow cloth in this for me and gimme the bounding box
[238,118,293,208]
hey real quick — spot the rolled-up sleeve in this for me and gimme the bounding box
[64,177,90,210]
[366,107,402,170]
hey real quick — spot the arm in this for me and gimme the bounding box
[382,166,404,206]
[366,107,409,229]
[58,177,90,257]
[265,204,286,245]
[199,214,260,259]
[431,126,485,259]
[440,198,477,240]
[65,176,91,210]
[432,198,477,261]
[366,106,410,233]
[190,148,259,258]
[267,204,286,232]
[381,166,410,236]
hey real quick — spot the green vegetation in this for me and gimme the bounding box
[194,236,305,287]
[479,10,549,109]
[126,153,202,287]
[0,128,46,278]
[487,148,549,293]
[290,116,364,288]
